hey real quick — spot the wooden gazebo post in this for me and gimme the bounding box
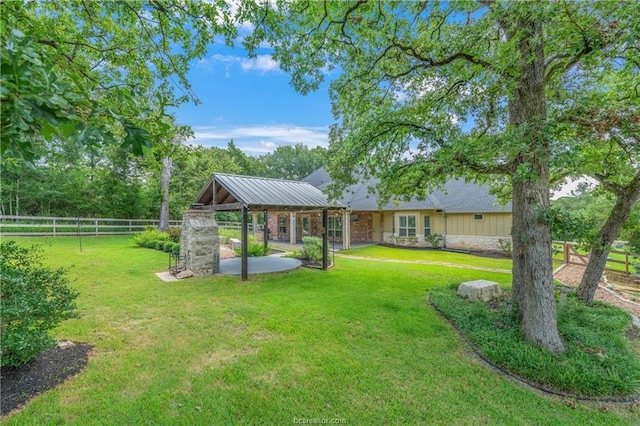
[322,208,328,270]
[241,205,248,281]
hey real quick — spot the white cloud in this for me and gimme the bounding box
[260,140,277,150]
[197,54,280,75]
[239,55,279,73]
[191,124,329,154]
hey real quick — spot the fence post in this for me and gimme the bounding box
[53,219,56,236]
[95,219,98,236]
[563,242,570,265]
[626,252,630,275]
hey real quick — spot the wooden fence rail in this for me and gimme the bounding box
[0,215,249,236]
[552,241,638,276]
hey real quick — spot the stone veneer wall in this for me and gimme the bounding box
[180,210,220,275]
[381,232,511,251]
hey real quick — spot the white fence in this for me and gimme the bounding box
[0,215,181,236]
[0,215,250,236]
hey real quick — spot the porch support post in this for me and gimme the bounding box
[342,210,351,250]
[263,210,269,254]
[252,212,258,236]
[322,208,328,270]
[241,205,248,281]
[289,212,297,244]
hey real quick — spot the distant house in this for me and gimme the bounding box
[265,167,512,251]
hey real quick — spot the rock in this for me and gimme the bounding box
[229,238,241,251]
[57,340,76,349]
[176,270,194,279]
[458,280,503,302]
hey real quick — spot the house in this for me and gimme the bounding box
[265,167,512,251]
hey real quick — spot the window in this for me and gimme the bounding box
[301,216,310,235]
[278,217,287,234]
[398,215,416,237]
[328,216,342,238]
[424,215,431,237]
[474,214,484,221]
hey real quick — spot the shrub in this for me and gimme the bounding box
[425,233,444,249]
[166,227,181,243]
[133,228,170,247]
[171,243,181,255]
[430,285,640,396]
[153,240,166,250]
[235,242,271,257]
[1,241,79,367]
[299,236,323,262]
[162,241,175,252]
[497,238,512,257]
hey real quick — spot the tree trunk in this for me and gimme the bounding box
[158,156,172,231]
[577,171,640,304]
[508,17,564,353]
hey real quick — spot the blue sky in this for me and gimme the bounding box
[173,41,333,156]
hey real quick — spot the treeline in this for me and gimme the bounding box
[1,139,326,221]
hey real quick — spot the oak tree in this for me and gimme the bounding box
[241,0,637,352]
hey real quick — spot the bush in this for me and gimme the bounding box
[171,243,181,254]
[425,233,444,249]
[235,242,271,257]
[299,236,323,262]
[162,241,175,252]
[166,227,181,243]
[430,285,640,396]
[133,228,170,247]
[1,241,79,367]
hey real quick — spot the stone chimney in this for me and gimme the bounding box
[180,210,220,275]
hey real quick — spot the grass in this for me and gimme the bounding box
[3,236,639,424]
[342,244,513,271]
[430,285,640,397]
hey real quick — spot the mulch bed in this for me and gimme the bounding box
[1,341,92,417]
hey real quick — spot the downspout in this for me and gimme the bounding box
[442,212,447,249]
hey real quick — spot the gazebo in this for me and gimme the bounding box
[192,173,345,280]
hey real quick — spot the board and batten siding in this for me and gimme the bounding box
[445,213,511,237]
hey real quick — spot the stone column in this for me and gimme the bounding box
[289,212,297,244]
[342,210,351,250]
[179,210,220,275]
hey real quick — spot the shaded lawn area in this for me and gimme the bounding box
[3,236,638,424]
[342,244,513,271]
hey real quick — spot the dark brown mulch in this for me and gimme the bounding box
[1,342,92,417]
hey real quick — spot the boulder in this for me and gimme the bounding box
[176,270,194,279]
[458,280,503,302]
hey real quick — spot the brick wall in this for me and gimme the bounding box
[350,211,373,242]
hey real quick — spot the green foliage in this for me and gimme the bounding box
[162,241,176,252]
[261,143,327,180]
[430,286,640,396]
[425,233,444,249]
[166,227,181,243]
[0,241,79,367]
[298,236,323,262]
[133,228,170,247]
[1,1,238,162]
[497,239,512,257]
[235,242,271,257]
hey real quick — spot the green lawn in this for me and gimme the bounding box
[3,236,638,424]
[342,244,513,271]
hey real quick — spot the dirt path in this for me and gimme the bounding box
[334,253,512,274]
[554,264,640,318]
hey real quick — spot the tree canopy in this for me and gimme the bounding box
[240,0,639,352]
[1,0,237,162]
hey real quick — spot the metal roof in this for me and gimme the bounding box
[195,173,344,210]
[303,167,511,213]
